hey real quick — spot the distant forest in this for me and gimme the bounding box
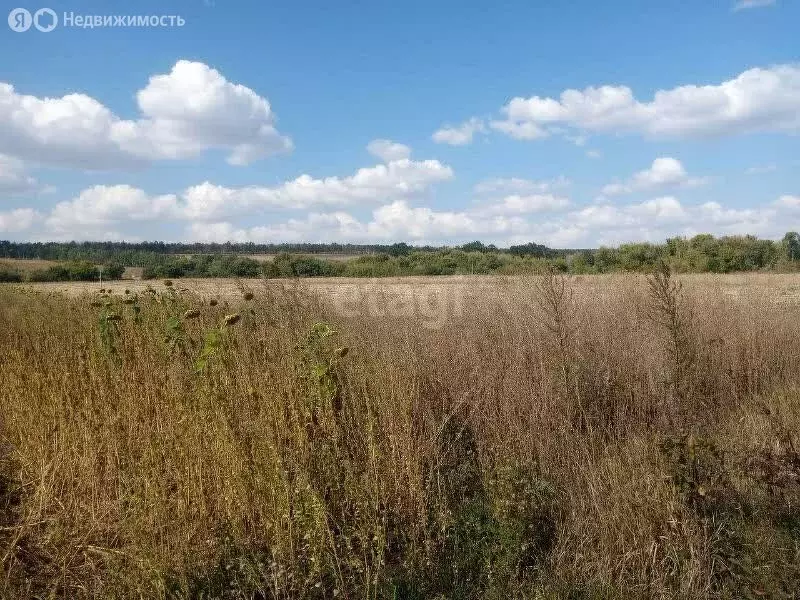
[0,233,798,282]
[0,240,559,262]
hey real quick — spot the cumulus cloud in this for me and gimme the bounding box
[733,0,776,11]
[188,212,365,244]
[39,157,454,237]
[366,139,411,162]
[181,194,798,248]
[45,185,179,234]
[775,194,800,211]
[186,200,532,244]
[0,208,40,232]
[600,157,709,197]
[486,64,800,142]
[186,185,572,244]
[179,158,454,220]
[473,194,570,216]
[0,154,39,195]
[36,164,572,243]
[432,117,486,145]
[490,118,547,140]
[548,197,787,247]
[13,187,798,246]
[470,177,571,217]
[0,60,292,169]
[473,176,570,195]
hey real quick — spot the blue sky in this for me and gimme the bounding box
[0,0,798,247]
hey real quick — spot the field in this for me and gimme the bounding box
[2,272,800,598]
[0,258,62,273]
[14,271,800,305]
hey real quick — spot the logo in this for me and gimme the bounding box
[33,8,57,32]
[8,7,31,31]
[7,7,58,32]
[7,9,184,31]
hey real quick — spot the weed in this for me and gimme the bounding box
[2,275,800,598]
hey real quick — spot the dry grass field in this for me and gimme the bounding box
[0,258,62,273]
[15,271,800,299]
[2,272,800,598]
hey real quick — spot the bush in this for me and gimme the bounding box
[0,267,22,282]
[104,262,126,280]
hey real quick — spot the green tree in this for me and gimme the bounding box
[783,231,800,262]
[104,262,126,280]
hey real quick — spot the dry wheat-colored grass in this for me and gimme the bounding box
[1,273,799,599]
[0,259,62,273]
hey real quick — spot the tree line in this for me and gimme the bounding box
[0,233,797,282]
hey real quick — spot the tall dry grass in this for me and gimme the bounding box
[1,273,799,599]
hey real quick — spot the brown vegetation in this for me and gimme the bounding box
[0,258,62,273]
[1,273,799,598]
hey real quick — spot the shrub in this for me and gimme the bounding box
[0,267,22,282]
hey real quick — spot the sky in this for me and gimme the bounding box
[0,0,798,247]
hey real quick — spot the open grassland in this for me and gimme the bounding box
[15,271,800,300]
[0,258,62,273]
[2,272,800,598]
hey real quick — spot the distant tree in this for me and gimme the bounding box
[385,242,412,257]
[104,262,126,280]
[783,231,800,262]
[508,242,552,258]
[461,241,487,253]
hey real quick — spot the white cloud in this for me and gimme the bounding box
[586,150,602,159]
[600,157,709,197]
[17,187,798,246]
[627,196,688,220]
[474,194,570,216]
[187,185,571,244]
[552,196,786,247]
[366,139,411,162]
[43,161,576,242]
[188,211,376,245]
[182,194,797,248]
[0,60,292,169]
[0,154,39,195]
[775,195,800,211]
[745,164,778,174]
[432,117,486,145]
[368,201,496,239]
[180,158,454,220]
[474,175,570,195]
[733,0,776,11]
[488,64,800,141]
[187,200,531,244]
[0,208,40,232]
[566,134,587,147]
[38,157,454,237]
[490,118,548,140]
[45,185,179,234]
